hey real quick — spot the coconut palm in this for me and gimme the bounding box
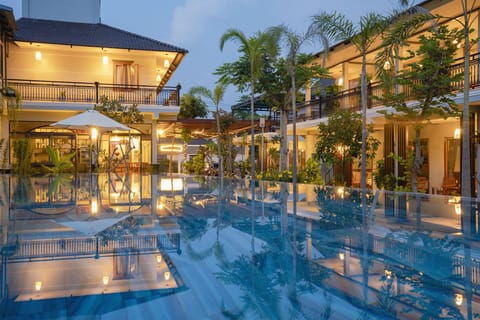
[310,11,385,202]
[458,0,476,199]
[190,83,228,179]
[220,29,280,185]
[268,24,315,197]
[310,12,386,308]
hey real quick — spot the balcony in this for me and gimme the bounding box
[6,79,181,106]
[292,53,480,123]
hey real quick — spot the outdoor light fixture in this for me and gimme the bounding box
[336,186,345,199]
[164,59,170,68]
[102,55,109,65]
[338,252,345,260]
[383,60,391,71]
[35,281,42,291]
[157,202,164,210]
[454,128,461,139]
[91,128,98,140]
[159,144,183,153]
[337,77,343,86]
[156,255,162,263]
[384,270,392,280]
[35,51,42,61]
[157,129,164,137]
[156,73,161,82]
[102,275,109,285]
[164,271,171,281]
[91,198,98,215]
[455,203,462,215]
[455,293,463,306]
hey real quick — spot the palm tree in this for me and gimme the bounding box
[268,24,316,209]
[459,0,475,199]
[220,29,280,185]
[190,83,228,179]
[310,11,385,307]
[310,11,385,201]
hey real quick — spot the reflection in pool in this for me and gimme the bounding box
[0,173,478,319]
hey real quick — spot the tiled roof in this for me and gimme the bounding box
[0,5,16,39]
[14,18,187,53]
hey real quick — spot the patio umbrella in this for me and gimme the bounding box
[54,214,131,236]
[50,109,130,132]
[50,109,131,171]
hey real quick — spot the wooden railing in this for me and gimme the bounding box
[8,233,180,260]
[292,53,480,123]
[6,79,181,106]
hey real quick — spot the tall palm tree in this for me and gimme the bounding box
[459,0,476,199]
[310,11,385,201]
[190,83,228,179]
[268,24,317,209]
[220,29,280,185]
[310,12,385,307]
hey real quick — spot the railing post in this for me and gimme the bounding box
[95,81,99,104]
[176,83,182,106]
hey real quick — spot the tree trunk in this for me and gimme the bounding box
[215,108,223,180]
[360,53,368,220]
[279,108,288,171]
[461,0,472,198]
[412,127,422,193]
[250,80,256,181]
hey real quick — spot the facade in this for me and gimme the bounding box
[1,0,188,171]
[273,0,479,195]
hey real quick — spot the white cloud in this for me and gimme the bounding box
[169,0,236,45]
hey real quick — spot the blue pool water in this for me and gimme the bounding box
[0,173,478,319]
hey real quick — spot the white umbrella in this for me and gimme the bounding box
[55,214,131,236]
[50,109,130,132]
[50,109,131,171]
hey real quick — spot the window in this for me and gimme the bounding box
[113,60,139,88]
[113,249,139,279]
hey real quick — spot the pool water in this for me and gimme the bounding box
[0,173,477,319]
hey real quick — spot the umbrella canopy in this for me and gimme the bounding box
[54,214,131,236]
[50,109,130,132]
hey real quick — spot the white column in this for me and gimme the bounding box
[151,120,158,164]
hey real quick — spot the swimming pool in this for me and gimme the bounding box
[0,173,478,319]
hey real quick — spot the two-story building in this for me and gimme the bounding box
[275,0,479,195]
[1,0,188,171]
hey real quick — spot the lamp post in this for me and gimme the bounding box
[91,127,98,172]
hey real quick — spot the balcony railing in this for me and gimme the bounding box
[8,233,181,260]
[292,53,480,123]
[6,79,181,106]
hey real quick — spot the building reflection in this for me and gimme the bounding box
[1,175,479,318]
[1,173,184,310]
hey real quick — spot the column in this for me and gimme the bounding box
[151,119,158,165]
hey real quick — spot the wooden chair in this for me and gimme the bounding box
[441,177,458,195]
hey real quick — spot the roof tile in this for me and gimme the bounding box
[14,18,188,53]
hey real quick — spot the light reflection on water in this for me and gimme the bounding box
[0,173,478,319]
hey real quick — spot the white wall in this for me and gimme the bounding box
[9,45,159,86]
[22,0,101,23]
